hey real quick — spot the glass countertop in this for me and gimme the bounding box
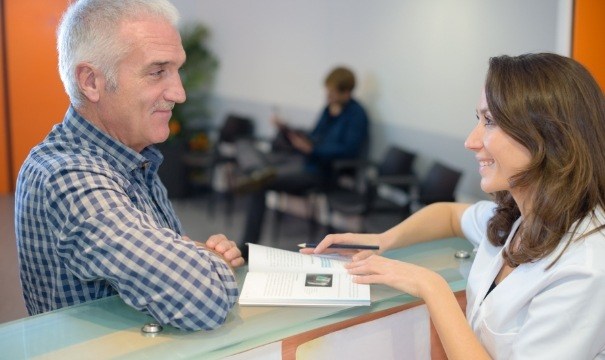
[0,237,474,359]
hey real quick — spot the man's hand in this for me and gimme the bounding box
[271,114,287,130]
[287,131,313,154]
[190,234,245,269]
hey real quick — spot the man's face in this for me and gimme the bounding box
[96,17,186,152]
[325,85,350,107]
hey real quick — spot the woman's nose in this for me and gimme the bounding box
[464,123,483,151]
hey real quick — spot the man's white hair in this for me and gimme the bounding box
[57,0,180,108]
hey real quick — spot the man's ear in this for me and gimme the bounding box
[76,63,101,103]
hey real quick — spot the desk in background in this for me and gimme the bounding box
[0,238,474,359]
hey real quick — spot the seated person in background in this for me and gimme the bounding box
[240,66,369,256]
[14,0,243,331]
[304,53,605,358]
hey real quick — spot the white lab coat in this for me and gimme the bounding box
[461,201,605,359]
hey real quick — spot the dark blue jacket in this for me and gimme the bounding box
[306,98,369,176]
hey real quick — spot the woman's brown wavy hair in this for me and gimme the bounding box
[485,53,605,267]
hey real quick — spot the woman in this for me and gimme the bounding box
[303,53,605,358]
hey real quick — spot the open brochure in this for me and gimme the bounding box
[238,243,371,307]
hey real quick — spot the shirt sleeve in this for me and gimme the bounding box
[45,167,239,331]
[460,200,497,248]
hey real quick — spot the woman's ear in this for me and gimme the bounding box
[75,63,101,103]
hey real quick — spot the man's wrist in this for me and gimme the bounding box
[193,241,235,272]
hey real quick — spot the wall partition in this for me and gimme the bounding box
[0,0,69,194]
[573,0,605,90]
[1,0,9,194]
[171,0,573,201]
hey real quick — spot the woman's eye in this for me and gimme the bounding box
[484,117,495,126]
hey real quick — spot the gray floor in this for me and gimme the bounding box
[0,192,317,325]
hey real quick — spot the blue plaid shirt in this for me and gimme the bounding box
[15,107,238,331]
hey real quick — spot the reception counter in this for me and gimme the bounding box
[0,238,474,359]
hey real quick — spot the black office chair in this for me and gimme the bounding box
[363,160,462,233]
[269,147,372,245]
[325,146,418,233]
[269,182,323,246]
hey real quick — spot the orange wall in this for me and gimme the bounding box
[573,0,605,91]
[3,0,69,192]
[0,4,9,194]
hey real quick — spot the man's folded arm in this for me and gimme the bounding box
[47,172,239,331]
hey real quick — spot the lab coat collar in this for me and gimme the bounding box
[468,217,523,324]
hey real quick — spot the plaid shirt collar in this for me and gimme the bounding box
[62,106,164,174]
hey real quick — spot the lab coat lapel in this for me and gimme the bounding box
[468,248,504,325]
[468,218,523,325]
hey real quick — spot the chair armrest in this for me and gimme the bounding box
[332,158,377,192]
[375,174,421,208]
[375,174,419,187]
[333,158,377,172]
[251,136,274,153]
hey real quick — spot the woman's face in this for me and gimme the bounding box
[465,88,532,201]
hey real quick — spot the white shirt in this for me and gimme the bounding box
[461,201,605,359]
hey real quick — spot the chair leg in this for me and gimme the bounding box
[225,192,234,226]
[271,209,283,246]
[325,205,335,234]
[307,194,318,242]
[206,191,216,218]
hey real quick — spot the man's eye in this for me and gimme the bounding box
[151,70,165,77]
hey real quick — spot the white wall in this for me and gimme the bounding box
[171,0,572,201]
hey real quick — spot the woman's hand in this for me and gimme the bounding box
[346,255,440,299]
[300,232,384,259]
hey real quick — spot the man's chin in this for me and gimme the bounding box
[153,131,173,145]
[157,137,172,145]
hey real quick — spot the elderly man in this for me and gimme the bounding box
[14,0,243,331]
